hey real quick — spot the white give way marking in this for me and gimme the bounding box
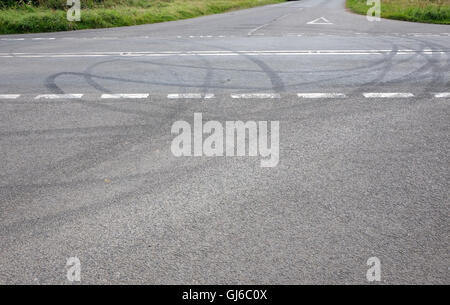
[307,17,333,25]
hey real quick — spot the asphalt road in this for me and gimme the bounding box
[0,0,449,284]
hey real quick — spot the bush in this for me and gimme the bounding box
[347,0,450,24]
[0,0,285,34]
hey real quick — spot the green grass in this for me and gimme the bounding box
[0,0,285,34]
[347,0,450,24]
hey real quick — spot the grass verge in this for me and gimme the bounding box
[347,0,450,24]
[0,0,285,34]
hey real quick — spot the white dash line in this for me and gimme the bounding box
[231,93,281,99]
[167,93,215,99]
[297,93,346,98]
[35,94,83,99]
[101,94,149,99]
[31,38,56,40]
[248,23,270,36]
[0,94,20,99]
[434,92,450,98]
[1,49,447,58]
[363,93,414,98]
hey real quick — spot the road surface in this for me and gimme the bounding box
[0,0,449,284]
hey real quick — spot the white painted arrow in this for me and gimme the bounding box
[307,17,333,25]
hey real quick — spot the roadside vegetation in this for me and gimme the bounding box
[347,0,450,24]
[0,0,285,34]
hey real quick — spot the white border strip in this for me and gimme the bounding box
[297,93,346,98]
[34,94,83,99]
[101,94,149,99]
[363,93,414,98]
[31,38,56,40]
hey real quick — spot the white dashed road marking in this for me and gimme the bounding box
[248,13,293,36]
[231,93,281,99]
[101,94,149,99]
[434,93,450,98]
[34,94,83,99]
[1,92,444,100]
[363,93,414,98]
[0,94,20,99]
[167,93,215,99]
[297,93,346,98]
